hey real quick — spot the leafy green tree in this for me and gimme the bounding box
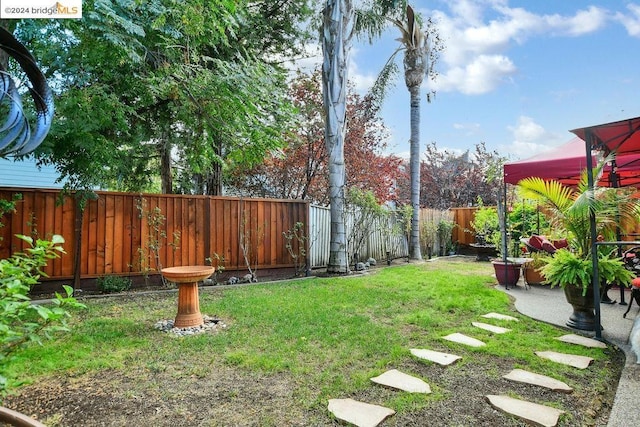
[20,0,310,194]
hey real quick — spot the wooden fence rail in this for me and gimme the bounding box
[0,188,308,282]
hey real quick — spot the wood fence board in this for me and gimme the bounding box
[86,199,97,275]
[124,195,136,273]
[111,196,123,273]
[61,196,75,276]
[269,201,278,265]
[174,197,183,268]
[96,197,106,274]
[51,193,64,277]
[227,199,237,268]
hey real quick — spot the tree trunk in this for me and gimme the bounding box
[408,84,422,260]
[322,0,354,273]
[159,139,173,194]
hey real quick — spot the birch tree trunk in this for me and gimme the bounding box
[408,84,422,259]
[322,0,354,273]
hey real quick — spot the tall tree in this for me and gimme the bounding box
[322,0,401,273]
[19,0,310,193]
[396,142,505,209]
[230,70,401,204]
[372,4,440,260]
[322,0,354,272]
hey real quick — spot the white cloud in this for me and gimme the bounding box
[614,3,640,37]
[421,1,610,95]
[433,54,516,94]
[348,48,377,92]
[502,116,564,157]
[561,6,608,36]
[453,122,482,136]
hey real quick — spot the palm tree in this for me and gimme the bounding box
[322,0,405,273]
[372,5,441,260]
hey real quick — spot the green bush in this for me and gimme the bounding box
[0,234,85,397]
[96,275,132,293]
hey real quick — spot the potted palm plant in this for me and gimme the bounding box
[518,173,638,330]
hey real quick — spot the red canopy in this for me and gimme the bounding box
[503,137,595,185]
[503,135,640,187]
[571,115,640,155]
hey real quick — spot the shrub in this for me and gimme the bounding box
[96,275,132,293]
[0,234,85,396]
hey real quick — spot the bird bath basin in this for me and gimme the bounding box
[161,266,215,328]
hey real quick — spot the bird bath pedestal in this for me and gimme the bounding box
[161,266,215,328]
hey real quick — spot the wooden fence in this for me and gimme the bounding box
[308,204,408,268]
[0,188,308,282]
[451,207,478,246]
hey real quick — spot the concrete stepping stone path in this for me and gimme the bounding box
[472,321,511,334]
[486,394,565,427]
[410,348,462,366]
[556,333,607,349]
[535,350,594,369]
[443,332,486,347]
[482,312,519,321]
[370,369,431,394]
[328,398,395,427]
[503,369,573,393]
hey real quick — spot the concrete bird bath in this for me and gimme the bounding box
[161,266,215,328]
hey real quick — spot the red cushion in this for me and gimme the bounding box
[540,237,557,253]
[553,239,568,249]
[632,277,640,288]
[528,235,545,250]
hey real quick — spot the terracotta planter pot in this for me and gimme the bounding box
[563,283,596,331]
[491,261,521,287]
[523,265,545,285]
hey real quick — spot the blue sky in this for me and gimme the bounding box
[298,0,640,161]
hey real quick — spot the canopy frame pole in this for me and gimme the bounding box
[585,130,603,340]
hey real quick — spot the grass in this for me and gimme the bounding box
[3,260,622,425]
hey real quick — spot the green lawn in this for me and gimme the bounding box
[2,260,623,426]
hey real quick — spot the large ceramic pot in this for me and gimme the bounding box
[523,264,545,285]
[563,283,596,331]
[491,260,521,287]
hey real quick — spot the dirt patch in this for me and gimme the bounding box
[3,346,624,426]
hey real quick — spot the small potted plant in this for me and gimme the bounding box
[522,252,548,285]
[519,174,638,330]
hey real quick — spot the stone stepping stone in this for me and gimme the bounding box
[482,312,519,321]
[535,351,594,369]
[328,398,395,427]
[503,369,573,393]
[486,394,565,427]
[556,334,607,349]
[410,348,462,366]
[472,321,511,334]
[370,369,431,394]
[443,332,486,347]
